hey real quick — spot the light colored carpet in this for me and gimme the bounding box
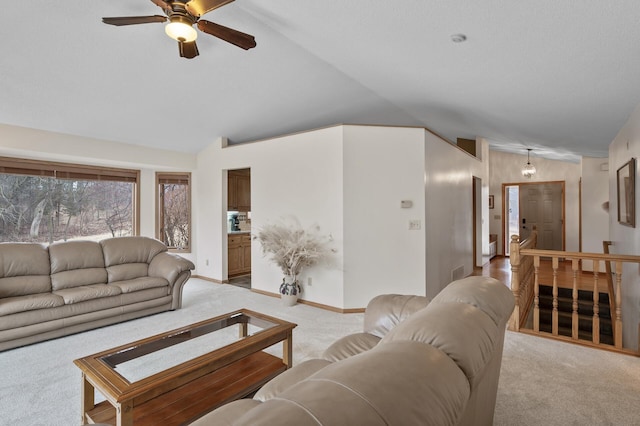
[0,278,639,425]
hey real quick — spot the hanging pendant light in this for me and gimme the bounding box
[522,148,536,178]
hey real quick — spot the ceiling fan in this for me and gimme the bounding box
[102,0,256,59]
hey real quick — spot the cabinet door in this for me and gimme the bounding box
[228,235,243,275]
[242,241,251,273]
[228,174,238,210]
[228,245,244,275]
[236,175,251,211]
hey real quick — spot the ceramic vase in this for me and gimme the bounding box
[280,275,299,306]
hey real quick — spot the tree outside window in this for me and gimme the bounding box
[0,157,138,244]
[156,172,191,252]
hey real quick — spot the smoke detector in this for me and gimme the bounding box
[451,34,467,43]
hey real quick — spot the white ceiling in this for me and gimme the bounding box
[2,1,640,162]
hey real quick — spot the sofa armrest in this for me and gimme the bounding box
[148,252,195,286]
[322,332,381,362]
[363,294,430,338]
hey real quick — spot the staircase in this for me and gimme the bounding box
[537,285,614,345]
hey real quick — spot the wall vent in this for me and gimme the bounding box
[451,265,465,282]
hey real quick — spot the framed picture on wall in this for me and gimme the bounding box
[617,158,636,227]
[489,195,494,209]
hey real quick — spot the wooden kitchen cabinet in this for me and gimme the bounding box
[228,174,238,211]
[228,234,251,277]
[228,169,250,212]
[242,235,252,271]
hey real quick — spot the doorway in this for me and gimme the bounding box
[472,176,483,267]
[502,181,565,255]
[226,168,252,288]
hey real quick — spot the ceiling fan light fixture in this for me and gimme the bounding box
[521,148,536,178]
[165,18,197,42]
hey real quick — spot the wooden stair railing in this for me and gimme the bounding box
[509,239,640,356]
[603,241,616,338]
[508,226,538,331]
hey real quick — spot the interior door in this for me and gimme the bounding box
[519,183,563,250]
[504,185,519,256]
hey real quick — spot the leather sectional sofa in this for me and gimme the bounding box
[191,276,515,426]
[0,236,195,351]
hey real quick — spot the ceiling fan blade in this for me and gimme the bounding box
[185,0,235,17]
[102,15,167,26]
[197,20,256,50]
[179,40,199,59]
[150,0,171,11]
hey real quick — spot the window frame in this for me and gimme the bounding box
[0,156,140,239]
[156,172,192,253]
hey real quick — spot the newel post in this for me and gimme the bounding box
[508,235,521,331]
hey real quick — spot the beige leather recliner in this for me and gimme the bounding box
[190,276,514,426]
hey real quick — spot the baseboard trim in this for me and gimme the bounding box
[192,276,365,313]
[249,288,364,314]
[192,275,227,284]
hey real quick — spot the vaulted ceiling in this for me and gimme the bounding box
[2,1,640,162]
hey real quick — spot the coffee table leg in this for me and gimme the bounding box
[80,373,94,424]
[283,330,293,368]
[117,401,134,426]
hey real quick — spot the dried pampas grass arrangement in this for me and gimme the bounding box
[254,217,336,279]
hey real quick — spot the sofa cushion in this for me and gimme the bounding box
[106,263,149,283]
[100,236,167,267]
[49,240,107,290]
[0,276,53,299]
[49,240,105,273]
[381,301,499,382]
[51,268,109,291]
[254,359,332,402]
[0,243,51,297]
[54,284,122,304]
[322,332,381,362]
[0,293,64,317]
[111,277,169,294]
[363,294,430,338]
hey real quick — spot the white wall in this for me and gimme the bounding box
[609,102,640,351]
[342,125,426,308]
[581,157,610,271]
[488,150,581,255]
[424,133,489,299]
[196,125,431,309]
[195,128,346,308]
[1,122,491,310]
[0,124,197,264]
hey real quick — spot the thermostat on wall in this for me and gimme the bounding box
[401,200,413,208]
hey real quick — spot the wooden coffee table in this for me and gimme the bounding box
[74,309,296,426]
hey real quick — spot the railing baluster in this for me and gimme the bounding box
[533,256,540,332]
[509,235,521,331]
[592,262,600,344]
[552,257,559,336]
[571,258,579,340]
[615,261,623,349]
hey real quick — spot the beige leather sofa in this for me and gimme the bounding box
[191,276,514,426]
[0,236,195,351]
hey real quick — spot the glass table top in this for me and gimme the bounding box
[98,311,281,383]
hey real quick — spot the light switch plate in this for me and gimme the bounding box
[409,220,421,230]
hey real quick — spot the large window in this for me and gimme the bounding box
[0,157,139,244]
[156,172,191,252]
